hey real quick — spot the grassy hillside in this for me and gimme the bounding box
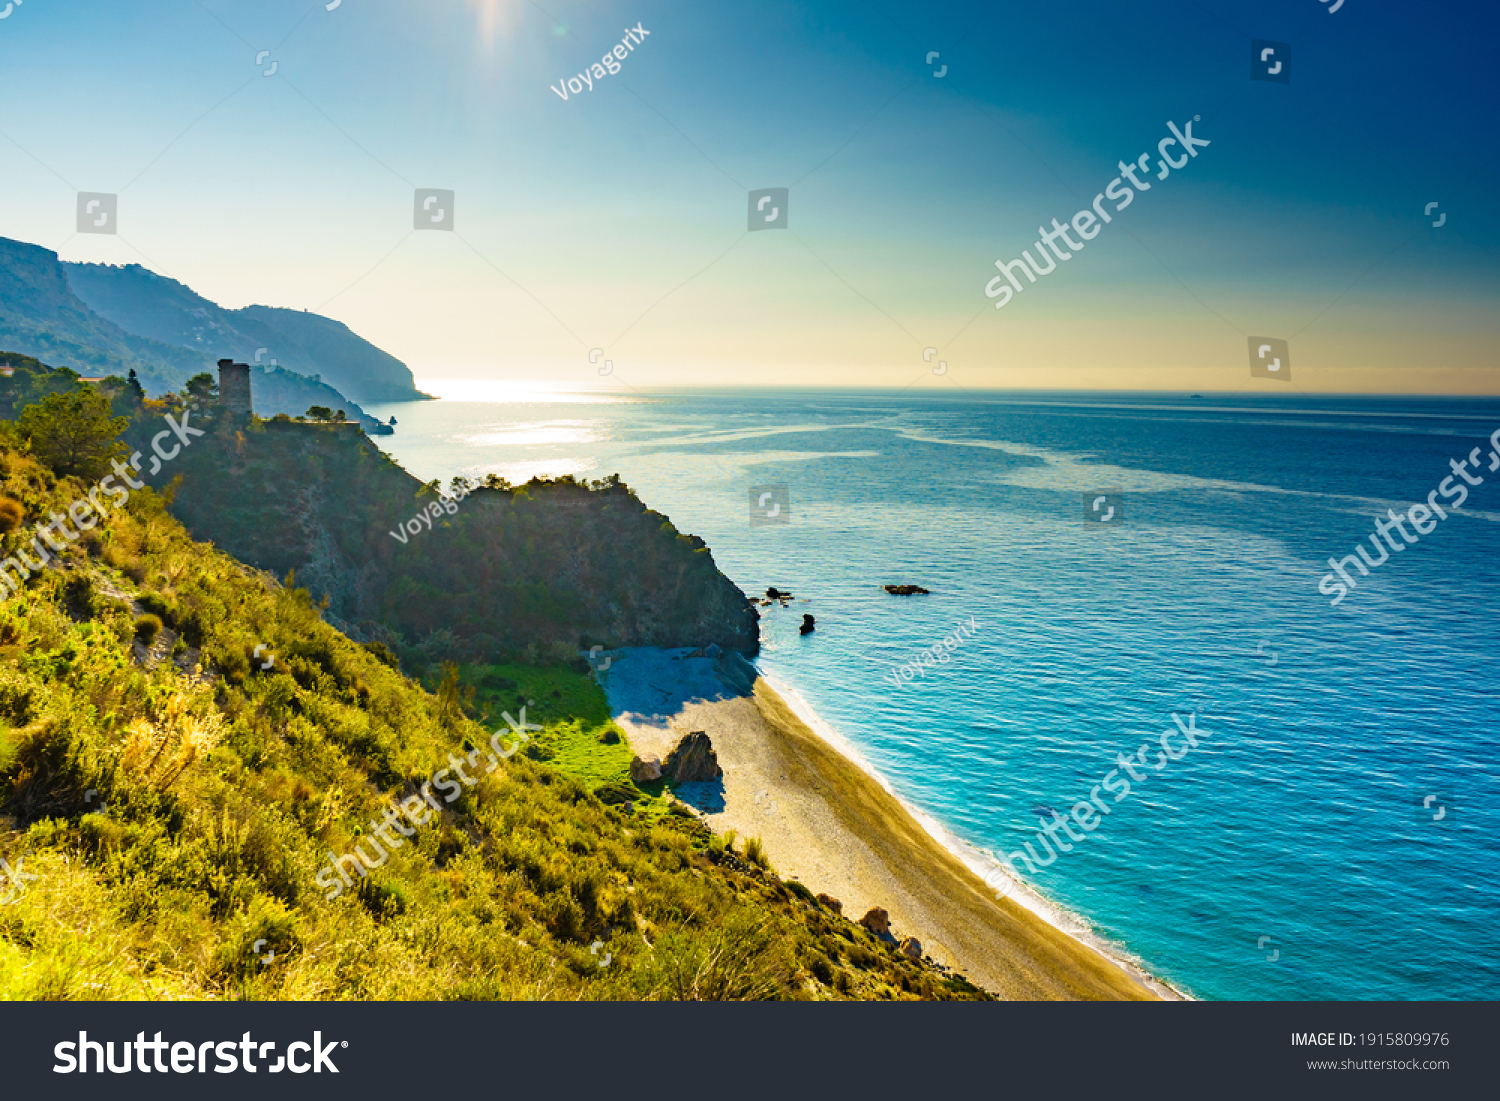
[0,440,984,1001]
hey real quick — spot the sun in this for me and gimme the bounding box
[466,0,525,51]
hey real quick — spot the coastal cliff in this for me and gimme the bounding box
[159,418,760,662]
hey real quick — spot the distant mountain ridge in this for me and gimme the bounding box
[0,237,209,393]
[63,259,430,404]
[0,235,430,410]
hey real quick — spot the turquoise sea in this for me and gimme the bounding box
[363,386,1500,1001]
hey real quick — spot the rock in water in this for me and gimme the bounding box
[883,584,931,596]
[664,731,722,783]
[800,614,816,635]
[859,907,891,936]
[629,755,663,783]
[899,936,923,960]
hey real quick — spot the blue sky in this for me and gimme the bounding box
[1,0,1496,391]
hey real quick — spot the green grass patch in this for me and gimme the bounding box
[453,661,671,822]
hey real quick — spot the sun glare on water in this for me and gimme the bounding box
[417,379,637,404]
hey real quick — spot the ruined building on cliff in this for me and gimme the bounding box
[217,358,252,416]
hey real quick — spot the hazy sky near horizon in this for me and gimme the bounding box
[1,0,1496,393]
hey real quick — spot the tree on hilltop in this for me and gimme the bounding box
[184,372,218,409]
[13,389,128,480]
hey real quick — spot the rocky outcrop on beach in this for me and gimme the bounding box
[900,937,923,960]
[629,755,663,783]
[816,893,843,914]
[859,907,891,937]
[664,731,723,783]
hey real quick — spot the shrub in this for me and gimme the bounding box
[137,592,175,628]
[783,878,816,905]
[808,952,835,985]
[135,614,163,646]
[633,908,791,1001]
[362,640,400,671]
[0,497,23,534]
[63,572,96,619]
[743,835,770,869]
[592,781,637,806]
[846,943,879,970]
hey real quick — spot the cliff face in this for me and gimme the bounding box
[160,419,760,658]
[232,305,427,404]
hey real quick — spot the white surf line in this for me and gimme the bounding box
[761,672,1193,1001]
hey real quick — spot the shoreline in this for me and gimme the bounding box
[762,673,1190,1002]
[602,645,1179,1000]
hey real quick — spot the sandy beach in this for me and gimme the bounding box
[602,646,1177,1001]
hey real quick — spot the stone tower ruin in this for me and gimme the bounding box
[217,358,252,416]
